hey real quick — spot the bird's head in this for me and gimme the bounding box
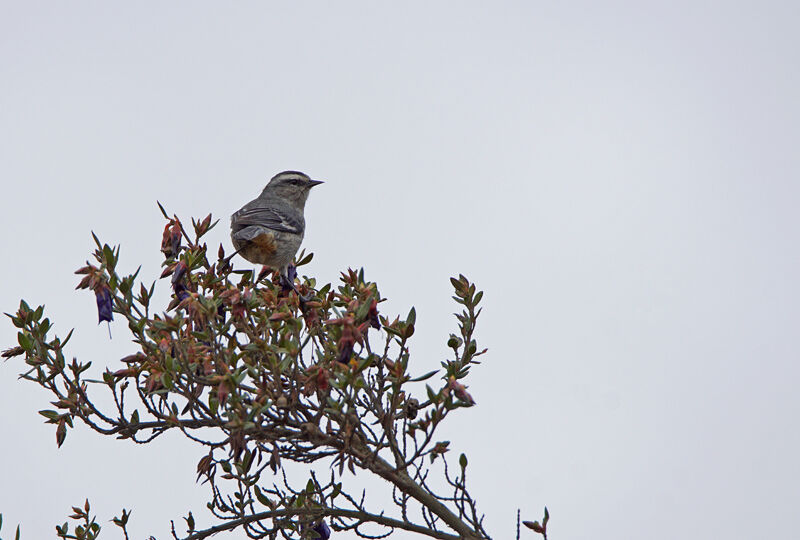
[262,171,324,207]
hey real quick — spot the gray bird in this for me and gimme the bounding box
[230,171,323,289]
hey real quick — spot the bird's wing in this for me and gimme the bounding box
[231,204,303,234]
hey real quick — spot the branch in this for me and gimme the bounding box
[182,507,461,540]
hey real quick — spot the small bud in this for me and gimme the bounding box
[447,334,463,349]
[56,417,68,447]
[523,521,544,533]
[1,346,24,359]
[217,380,229,406]
[405,398,420,420]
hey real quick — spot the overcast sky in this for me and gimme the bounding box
[2,2,799,539]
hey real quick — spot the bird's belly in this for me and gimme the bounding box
[231,228,302,268]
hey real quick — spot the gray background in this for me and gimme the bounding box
[1,2,798,539]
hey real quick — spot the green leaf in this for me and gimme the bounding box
[103,244,115,266]
[38,410,60,421]
[296,251,314,266]
[460,453,468,469]
[254,485,272,507]
[406,306,416,325]
[410,370,438,382]
[17,332,31,351]
[473,290,483,306]
[425,385,439,404]
[9,314,24,328]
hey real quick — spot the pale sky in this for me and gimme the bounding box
[2,2,799,539]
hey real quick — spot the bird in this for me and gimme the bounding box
[230,171,323,291]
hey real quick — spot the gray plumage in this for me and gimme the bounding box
[230,171,322,280]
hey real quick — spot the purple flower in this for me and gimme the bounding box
[175,288,190,302]
[286,264,298,283]
[171,261,188,287]
[368,299,380,330]
[172,261,190,301]
[95,286,113,323]
[311,520,331,540]
[160,221,183,258]
[170,226,182,255]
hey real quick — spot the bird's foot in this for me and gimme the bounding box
[279,265,298,292]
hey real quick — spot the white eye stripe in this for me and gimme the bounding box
[272,171,310,183]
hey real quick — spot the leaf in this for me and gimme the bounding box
[459,453,468,469]
[17,332,31,351]
[39,409,60,421]
[156,201,170,219]
[406,306,416,325]
[91,231,102,250]
[254,485,272,506]
[403,323,415,338]
[425,384,439,404]
[409,370,438,382]
[103,244,115,266]
[296,251,314,266]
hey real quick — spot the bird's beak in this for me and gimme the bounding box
[308,179,324,187]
